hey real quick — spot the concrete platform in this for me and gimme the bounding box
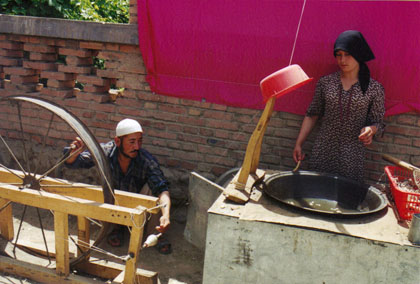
[191,173,420,284]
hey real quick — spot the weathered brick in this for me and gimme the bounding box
[10,75,39,84]
[97,51,125,61]
[0,56,22,66]
[104,43,120,51]
[77,92,111,103]
[117,74,146,90]
[76,75,110,86]
[129,15,138,25]
[89,120,115,130]
[96,69,122,79]
[116,97,143,108]
[119,44,139,54]
[58,65,92,74]
[66,55,93,66]
[119,61,146,74]
[58,48,92,57]
[4,67,38,76]
[129,6,137,14]
[203,110,233,120]
[80,41,104,50]
[83,84,108,93]
[158,104,186,115]
[38,38,59,46]
[144,102,157,110]
[4,81,37,92]
[23,60,57,71]
[396,115,417,126]
[29,52,58,61]
[41,71,75,81]
[54,39,79,48]
[47,79,75,88]
[24,43,56,53]
[0,49,24,57]
[0,41,23,50]
[41,87,75,98]
[117,106,147,117]
[206,119,239,131]
[394,137,412,146]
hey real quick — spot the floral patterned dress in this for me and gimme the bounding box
[306,72,385,184]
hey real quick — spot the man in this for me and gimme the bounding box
[65,118,171,253]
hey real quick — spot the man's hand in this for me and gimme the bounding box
[156,215,170,233]
[66,137,85,164]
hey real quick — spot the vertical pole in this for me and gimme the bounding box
[0,198,13,240]
[124,208,145,284]
[54,211,69,276]
[77,216,90,257]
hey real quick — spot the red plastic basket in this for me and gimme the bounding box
[384,166,420,220]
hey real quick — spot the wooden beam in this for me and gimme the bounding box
[73,258,157,283]
[123,206,144,284]
[77,216,90,257]
[0,184,146,226]
[55,211,69,276]
[0,167,159,211]
[0,255,103,284]
[0,198,13,240]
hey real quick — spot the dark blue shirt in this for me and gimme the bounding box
[66,141,169,196]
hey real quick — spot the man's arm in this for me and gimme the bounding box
[65,137,86,164]
[156,190,171,233]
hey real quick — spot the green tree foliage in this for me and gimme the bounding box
[0,0,129,23]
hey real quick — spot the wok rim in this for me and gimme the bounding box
[263,170,388,216]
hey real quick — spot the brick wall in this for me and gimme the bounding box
[0,13,419,190]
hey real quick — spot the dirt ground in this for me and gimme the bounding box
[0,201,205,284]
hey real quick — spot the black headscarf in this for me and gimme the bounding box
[334,30,375,94]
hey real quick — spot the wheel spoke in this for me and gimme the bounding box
[37,149,82,181]
[33,112,55,175]
[36,208,51,263]
[0,135,27,175]
[16,102,32,174]
[13,205,28,254]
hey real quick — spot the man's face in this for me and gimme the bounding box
[115,132,143,159]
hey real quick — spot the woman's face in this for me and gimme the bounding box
[335,50,359,74]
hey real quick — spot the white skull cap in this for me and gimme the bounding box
[116,118,143,137]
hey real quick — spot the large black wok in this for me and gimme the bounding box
[263,171,387,216]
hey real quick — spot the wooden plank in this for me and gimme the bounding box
[0,167,159,211]
[77,216,90,257]
[0,184,146,226]
[0,198,13,240]
[0,255,103,284]
[238,96,275,184]
[54,211,69,276]
[223,97,275,203]
[74,258,157,283]
[123,208,144,284]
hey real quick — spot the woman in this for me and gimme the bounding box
[293,30,385,184]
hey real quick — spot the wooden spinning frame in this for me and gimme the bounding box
[0,96,159,283]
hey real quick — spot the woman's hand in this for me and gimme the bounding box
[358,126,377,146]
[293,144,305,163]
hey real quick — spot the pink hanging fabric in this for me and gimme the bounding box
[137,0,420,116]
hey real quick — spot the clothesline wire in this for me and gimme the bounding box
[289,0,307,66]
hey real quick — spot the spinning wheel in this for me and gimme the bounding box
[0,96,158,283]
